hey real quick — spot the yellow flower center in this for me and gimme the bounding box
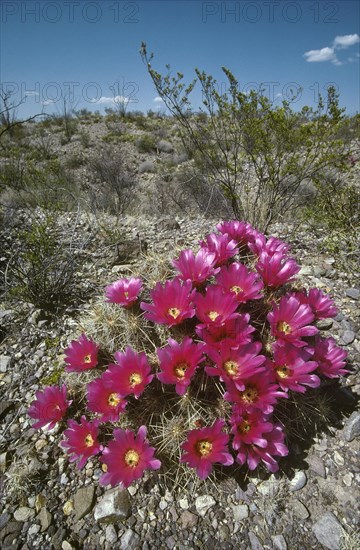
[277,321,292,335]
[125,449,140,468]
[230,285,243,295]
[240,384,258,404]
[168,307,181,319]
[124,291,129,298]
[224,360,238,376]
[208,311,219,322]
[196,439,213,457]
[129,373,142,387]
[276,365,290,379]
[85,434,94,447]
[84,354,92,364]
[108,393,121,407]
[174,362,188,379]
[238,420,251,434]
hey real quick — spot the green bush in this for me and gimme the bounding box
[136,133,157,153]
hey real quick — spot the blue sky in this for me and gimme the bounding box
[1,0,359,118]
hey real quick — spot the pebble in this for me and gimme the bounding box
[105,524,118,543]
[13,507,35,522]
[73,485,96,520]
[195,495,216,516]
[343,473,353,487]
[0,355,12,373]
[248,530,264,550]
[178,497,189,509]
[180,510,198,529]
[232,504,249,521]
[343,411,360,442]
[271,534,287,550]
[119,528,140,550]
[316,318,333,330]
[312,512,343,550]
[291,498,310,520]
[339,330,356,345]
[289,470,307,491]
[62,542,73,550]
[346,288,360,300]
[94,488,131,523]
[37,507,52,531]
[307,455,326,478]
[334,451,344,466]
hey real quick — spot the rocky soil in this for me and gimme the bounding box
[0,213,359,550]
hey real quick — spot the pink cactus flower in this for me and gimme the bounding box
[196,314,255,352]
[235,423,288,472]
[86,376,127,422]
[200,233,238,266]
[60,416,102,469]
[295,288,338,320]
[256,251,300,288]
[312,336,349,378]
[100,426,161,488]
[180,419,234,479]
[194,285,239,327]
[205,341,266,391]
[249,234,290,257]
[104,347,153,399]
[28,385,71,430]
[64,333,99,372]
[271,342,320,393]
[224,371,288,415]
[157,337,205,395]
[172,248,218,287]
[215,262,263,303]
[268,295,318,347]
[105,277,143,307]
[216,220,254,247]
[140,278,195,327]
[230,408,274,450]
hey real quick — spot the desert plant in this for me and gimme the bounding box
[140,44,350,231]
[136,133,157,153]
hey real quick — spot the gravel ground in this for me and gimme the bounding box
[0,212,359,550]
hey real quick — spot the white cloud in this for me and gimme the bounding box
[93,95,131,105]
[25,90,39,97]
[333,34,360,49]
[153,96,163,103]
[303,46,336,63]
[42,99,56,106]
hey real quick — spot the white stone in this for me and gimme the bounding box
[232,504,249,521]
[195,495,216,516]
[179,497,189,510]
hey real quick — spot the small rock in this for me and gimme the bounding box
[292,498,310,520]
[312,512,343,550]
[62,542,73,550]
[289,470,307,491]
[119,528,140,550]
[28,524,41,536]
[316,319,333,330]
[346,288,360,300]
[299,266,312,276]
[63,500,73,516]
[0,355,12,373]
[307,455,326,478]
[37,507,52,531]
[343,473,353,486]
[94,488,131,523]
[339,330,355,345]
[232,504,249,521]
[73,485,96,520]
[35,493,47,513]
[180,510,198,529]
[14,507,35,522]
[159,499,167,511]
[195,495,216,516]
[0,452,9,473]
[178,497,189,510]
[105,524,118,543]
[334,451,344,466]
[271,534,287,550]
[343,411,360,442]
[248,530,264,550]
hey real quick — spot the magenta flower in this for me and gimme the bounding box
[172,248,218,287]
[235,423,288,472]
[205,341,266,391]
[256,251,300,288]
[86,376,127,422]
[100,426,161,488]
[216,220,253,247]
[157,337,205,395]
[295,288,338,320]
[64,333,99,372]
[268,295,318,347]
[312,336,349,378]
[104,347,153,399]
[60,416,102,469]
[230,408,273,450]
[271,342,320,393]
[200,233,238,266]
[196,314,255,352]
[140,278,195,327]
[194,285,239,327]
[180,419,234,479]
[250,234,290,257]
[215,262,263,303]
[105,277,142,307]
[224,371,288,415]
[28,385,71,430]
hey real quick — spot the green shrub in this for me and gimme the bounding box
[136,133,157,153]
